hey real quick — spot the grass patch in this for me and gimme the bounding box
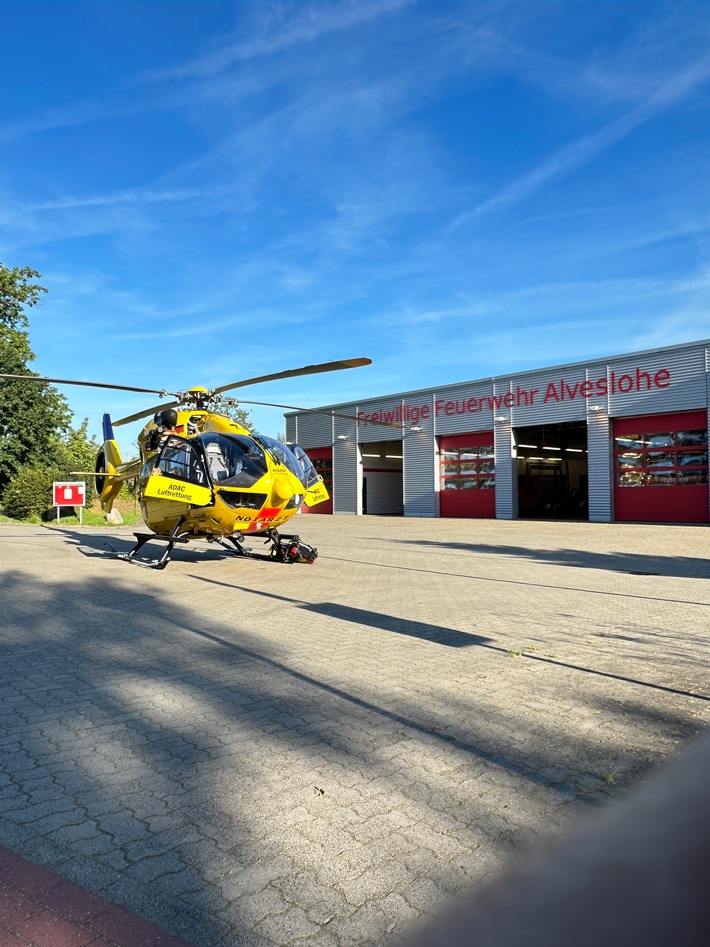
[0,498,142,528]
[45,507,143,528]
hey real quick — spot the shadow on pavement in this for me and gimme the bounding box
[0,544,706,947]
[191,577,710,703]
[393,539,710,580]
[322,552,710,607]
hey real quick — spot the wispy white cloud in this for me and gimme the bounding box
[363,273,700,329]
[139,0,415,83]
[0,98,150,146]
[26,185,233,212]
[454,53,710,223]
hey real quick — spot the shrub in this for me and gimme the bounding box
[1,464,60,520]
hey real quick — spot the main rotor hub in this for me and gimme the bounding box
[174,386,215,409]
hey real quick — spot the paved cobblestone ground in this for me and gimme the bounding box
[0,516,708,946]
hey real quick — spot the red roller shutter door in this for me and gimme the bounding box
[439,432,496,518]
[614,411,708,523]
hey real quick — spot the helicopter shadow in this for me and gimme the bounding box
[43,526,135,558]
[189,575,491,649]
[187,576,710,700]
[44,526,271,567]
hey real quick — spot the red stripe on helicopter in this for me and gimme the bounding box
[258,507,281,520]
[245,507,282,533]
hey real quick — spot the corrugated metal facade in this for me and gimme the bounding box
[403,394,437,517]
[587,409,612,522]
[494,422,515,519]
[333,415,359,514]
[287,339,710,523]
[357,398,406,444]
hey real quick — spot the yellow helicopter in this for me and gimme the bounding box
[0,358,372,569]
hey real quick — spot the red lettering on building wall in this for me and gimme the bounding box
[355,367,673,425]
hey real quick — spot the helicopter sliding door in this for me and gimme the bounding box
[141,435,212,531]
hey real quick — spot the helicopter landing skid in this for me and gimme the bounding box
[210,535,253,558]
[118,518,189,570]
[211,530,318,564]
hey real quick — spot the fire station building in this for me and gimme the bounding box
[285,339,710,524]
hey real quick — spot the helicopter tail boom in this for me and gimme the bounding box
[94,414,143,512]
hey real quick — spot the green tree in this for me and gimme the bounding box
[1,465,57,520]
[54,418,99,506]
[0,263,73,495]
[0,264,47,328]
[1,420,99,520]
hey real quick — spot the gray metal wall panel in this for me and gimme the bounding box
[432,383,496,434]
[494,422,515,519]
[587,411,611,522]
[584,363,609,413]
[292,412,333,448]
[510,368,588,426]
[403,412,437,517]
[285,416,297,443]
[356,398,405,444]
[609,347,706,417]
[333,416,359,514]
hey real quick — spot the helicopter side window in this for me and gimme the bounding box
[287,442,321,488]
[156,436,207,485]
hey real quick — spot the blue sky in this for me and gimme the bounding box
[2,0,710,454]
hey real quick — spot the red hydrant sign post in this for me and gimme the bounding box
[53,481,86,524]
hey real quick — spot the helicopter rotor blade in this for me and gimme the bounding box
[237,399,405,429]
[114,400,182,427]
[0,373,169,396]
[211,357,372,396]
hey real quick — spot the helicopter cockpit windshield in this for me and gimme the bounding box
[199,433,267,488]
[254,435,313,488]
